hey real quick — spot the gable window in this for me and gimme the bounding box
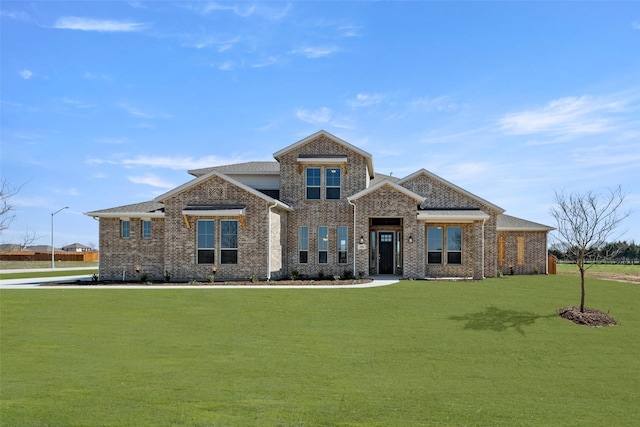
[197,220,215,264]
[337,226,348,264]
[121,220,130,239]
[427,227,443,264]
[306,168,321,200]
[326,168,341,199]
[221,220,238,264]
[299,226,309,263]
[141,220,151,239]
[447,227,462,265]
[318,226,328,264]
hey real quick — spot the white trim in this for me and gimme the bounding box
[417,211,490,223]
[297,156,347,164]
[182,208,245,217]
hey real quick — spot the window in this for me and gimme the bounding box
[325,168,341,199]
[121,220,130,239]
[337,226,348,264]
[318,226,328,264]
[220,220,238,264]
[299,226,309,263]
[306,168,321,200]
[447,227,462,264]
[427,227,443,264]
[197,220,215,264]
[141,220,151,239]
[517,237,525,265]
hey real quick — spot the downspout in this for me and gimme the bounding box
[481,218,486,279]
[267,201,278,281]
[348,198,357,276]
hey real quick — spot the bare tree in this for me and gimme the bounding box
[20,226,41,250]
[549,186,630,312]
[0,179,24,233]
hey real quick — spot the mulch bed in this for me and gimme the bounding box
[557,306,618,327]
[44,279,373,287]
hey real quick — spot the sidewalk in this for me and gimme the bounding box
[0,276,400,289]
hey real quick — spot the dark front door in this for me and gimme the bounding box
[378,232,394,274]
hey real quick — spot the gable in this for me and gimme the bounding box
[399,169,504,214]
[273,130,375,178]
[155,170,291,211]
[348,179,425,204]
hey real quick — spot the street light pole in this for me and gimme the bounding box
[51,206,69,268]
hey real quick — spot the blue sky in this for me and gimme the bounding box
[2,1,639,249]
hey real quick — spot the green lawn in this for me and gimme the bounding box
[1,275,638,426]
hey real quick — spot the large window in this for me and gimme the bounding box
[427,227,443,264]
[447,227,462,264]
[337,226,348,264]
[220,220,238,264]
[325,168,341,199]
[197,220,215,264]
[318,226,328,264]
[121,220,130,239]
[141,220,151,239]
[299,226,309,263]
[306,168,321,200]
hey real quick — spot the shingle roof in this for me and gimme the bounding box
[85,201,165,217]
[497,214,554,231]
[188,161,279,177]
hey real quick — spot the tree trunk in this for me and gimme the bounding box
[579,267,586,313]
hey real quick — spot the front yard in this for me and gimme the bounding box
[1,274,638,426]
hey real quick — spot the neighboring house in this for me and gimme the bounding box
[62,243,94,252]
[85,130,553,281]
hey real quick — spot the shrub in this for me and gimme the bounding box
[290,270,299,280]
[343,269,354,280]
[318,270,325,280]
[164,271,171,282]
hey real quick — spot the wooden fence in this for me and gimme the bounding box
[0,251,99,262]
[548,254,557,275]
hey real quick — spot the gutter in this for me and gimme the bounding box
[267,201,278,281]
[348,198,357,276]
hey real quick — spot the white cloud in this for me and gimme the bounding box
[290,46,339,59]
[1,10,30,21]
[62,98,93,109]
[633,21,640,30]
[19,69,33,80]
[296,107,332,125]
[499,95,629,137]
[348,93,384,108]
[200,2,257,17]
[53,16,147,32]
[410,95,461,112]
[218,61,235,71]
[119,103,172,119]
[94,137,128,145]
[121,155,243,170]
[127,173,175,189]
[54,188,81,196]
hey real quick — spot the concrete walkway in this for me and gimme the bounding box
[0,270,401,289]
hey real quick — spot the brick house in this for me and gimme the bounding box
[85,130,553,281]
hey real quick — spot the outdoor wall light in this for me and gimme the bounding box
[409,235,414,244]
[359,236,365,244]
[135,265,141,273]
